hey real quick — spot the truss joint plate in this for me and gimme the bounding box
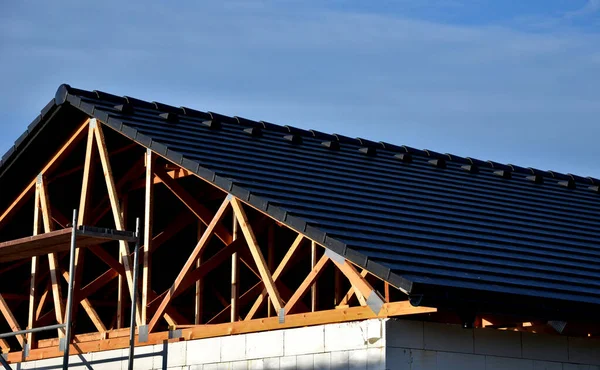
[139,325,149,343]
[278,308,285,324]
[168,329,182,339]
[366,291,385,315]
[325,248,345,264]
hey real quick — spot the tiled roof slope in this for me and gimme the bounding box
[2,84,600,318]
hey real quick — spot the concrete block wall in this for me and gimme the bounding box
[14,318,600,369]
[19,319,386,369]
[386,320,600,370]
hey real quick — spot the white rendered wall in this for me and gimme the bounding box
[17,319,386,369]
[15,318,600,369]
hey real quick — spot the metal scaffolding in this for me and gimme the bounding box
[0,210,140,370]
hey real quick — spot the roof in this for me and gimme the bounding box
[2,84,600,319]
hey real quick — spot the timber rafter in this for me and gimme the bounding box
[0,118,435,364]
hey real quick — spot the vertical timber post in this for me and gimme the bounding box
[117,195,128,329]
[311,241,318,312]
[26,181,42,353]
[231,218,239,322]
[62,209,78,369]
[267,225,275,317]
[128,218,141,370]
[142,149,154,325]
[334,269,342,306]
[385,283,390,303]
[195,222,204,325]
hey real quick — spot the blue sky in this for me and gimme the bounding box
[1,0,599,177]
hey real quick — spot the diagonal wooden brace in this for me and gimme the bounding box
[148,196,231,332]
[326,249,385,315]
[231,198,284,313]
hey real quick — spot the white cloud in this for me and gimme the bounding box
[565,0,600,18]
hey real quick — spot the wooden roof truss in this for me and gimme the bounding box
[0,119,436,364]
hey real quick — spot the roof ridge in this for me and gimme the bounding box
[53,84,600,191]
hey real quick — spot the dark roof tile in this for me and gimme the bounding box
[248,194,270,212]
[284,134,302,144]
[114,104,134,114]
[243,127,262,136]
[234,116,261,127]
[394,153,412,163]
[181,106,211,120]
[260,120,286,132]
[196,166,216,182]
[333,133,357,144]
[208,111,236,124]
[159,112,179,123]
[79,101,95,116]
[321,141,340,150]
[153,101,182,114]
[181,158,200,173]
[309,129,336,141]
[493,170,512,179]
[124,96,155,109]
[285,125,310,136]
[94,90,126,104]
[27,115,42,133]
[4,85,600,314]
[201,119,221,129]
[359,147,376,156]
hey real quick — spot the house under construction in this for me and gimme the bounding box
[0,84,598,369]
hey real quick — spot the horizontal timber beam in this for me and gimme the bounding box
[8,301,436,363]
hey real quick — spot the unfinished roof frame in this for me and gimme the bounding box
[0,118,436,364]
[2,84,599,327]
